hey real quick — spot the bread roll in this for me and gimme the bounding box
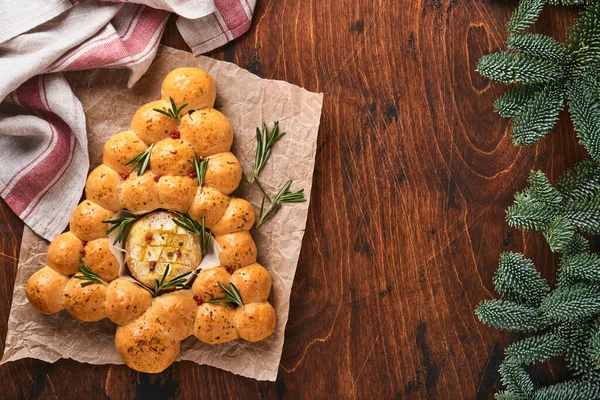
[191,266,231,302]
[203,152,242,195]
[25,267,69,314]
[188,186,230,228]
[47,231,82,275]
[235,301,276,342]
[178,108,233,156]
[156,175,197,212]
[115,314,180,373]
[194,303,238,344]
[102,131,148,174]
[161,67,216,111]
[211,198,255,236]
[216,231,257,269]
[105,279,153,325]
[62,276,107,322]
[230,263,271,304]
[85,164,123,212]
[69,200,114,242]
[121,171,160,212]
[83,238,119,282]
[146,290,198,340]
[131,100,178,144]
[149,138,195,176]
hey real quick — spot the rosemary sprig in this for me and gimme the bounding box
[194,155,210,187]
[256,180,306,228]
[249,121,286,181]
[152,97,188,122]
[207,282,244,309]
[172,212,211,254]
[152,264,192,296]
[103,216,140,245]
[74,259,107,287]
[125,143,154,176]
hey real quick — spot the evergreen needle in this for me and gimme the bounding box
[207,282,244,309]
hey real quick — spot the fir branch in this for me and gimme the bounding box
[207,282,244,309]
[74,259,107,287]
[172,212,211,255]
[475,299,549,332]
[493,252,550,307]
[152,97,188,122]
[255,179,306,228]
[194,155,209,187]
[103,215,140,245]
[125,144,154,176]
[506,0,544,33]
[249,121,286,181]
[152,264,192,296]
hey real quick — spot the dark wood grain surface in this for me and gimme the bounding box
[0,1,586,399]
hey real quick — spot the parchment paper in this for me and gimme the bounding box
[0,45,323,381]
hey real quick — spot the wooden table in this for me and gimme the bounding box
[0,2,585,399]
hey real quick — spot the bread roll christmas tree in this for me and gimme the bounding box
[25,67,276,373]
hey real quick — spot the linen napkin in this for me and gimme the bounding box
[0,0,256,241]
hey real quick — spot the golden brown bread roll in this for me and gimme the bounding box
[146,290,197,340]
[83,238,119,282]
[191,266,231,302]
[230,263,272,304]
[105,279,153,325]
[161,67,216,111]
[194,303,238,344]
[211,198,255,236]
[235,301,276,342]
[121,171,160,212]
[150,138,195,176]
[46,232,82,275]
[85,164,123,212]
[203,152,243,195]
[156,175,197,212]
[102,131,148,174]
[69,200,114,242]
[131,100,178,144]
[216,231,258,269]
[62,276,107,322]
[25,267,69,314]
[115,314,180,373]
[178,108,233,156]
[188,186,230,228]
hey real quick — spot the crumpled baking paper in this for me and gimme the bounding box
[0,45,323,381]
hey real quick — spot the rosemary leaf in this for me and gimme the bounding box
[125,143,154,176]
[249,121,286,181]
[194,156,210,187]
[74,259,107,287]
[172,212,211,254]
[152,97,188,122]
[103,216,140,245]
[152,264,192,296]
[208,282,244,309]
[256,180,306,228]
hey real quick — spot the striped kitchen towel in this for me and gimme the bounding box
[0,0,256,242]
